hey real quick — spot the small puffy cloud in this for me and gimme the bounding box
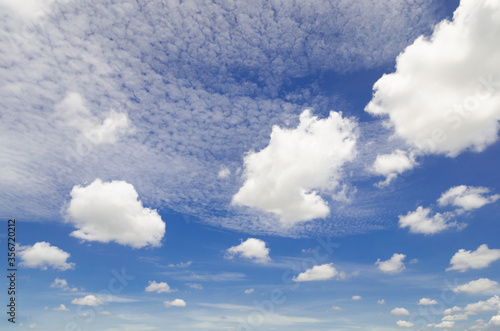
[443,306,462,315]
[377,299,385,305]
[453,278,498,294]
[331,306,343,312]
[232,110,357,225]
[186,283,203,290]
[464,295,500,315]
[396,320,414,327]
[225,238,271,263]
[218,166,230,179]
[391,308,410,316]
[293,263,338,282]
[418,298,438,305]
[145,281,175,293]
[164,299,186,307]
[244,289,254,294]
[399,206,456,234]
[65,179,166,248]
[352,295,362,301]
[71,295,103,306]
[98,311,112,316]
[18,242,75,271]
[365,0,500,157]
[53,304,69,311]
[438,185,500,211]
[50,278,68,289]
[29,323,36,329]
[447,244,500,272]
[375,253,406,274]
[50,278,79,292]
[372,150,416,186]
[442,314,468,321]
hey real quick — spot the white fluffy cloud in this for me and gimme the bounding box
[164,299,186,307]
[65,179,165,248]
[71,295,103,306]
[371,150,416,186]
[331,306,343,312]
[244,289,254,294]
[232,110,357,225]
[398,206,456,234]
[438,185,500,211]
[418,298,438,305]
[464,296,500,315]
[352,295,362,301]
[396,320,414,327]
[377,299,385,305]
[375,253,406,274]
[453,278,498,294]
[366,0,500,157]
[18,242,75,271]
[293,263,338,282]
[391,308,410,316]
[447,244,500,272]
[225,238,271,263]
[145,281,175,294]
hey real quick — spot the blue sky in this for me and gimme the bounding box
[1,0,500,330]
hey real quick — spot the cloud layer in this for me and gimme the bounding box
[0,0,443,237]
